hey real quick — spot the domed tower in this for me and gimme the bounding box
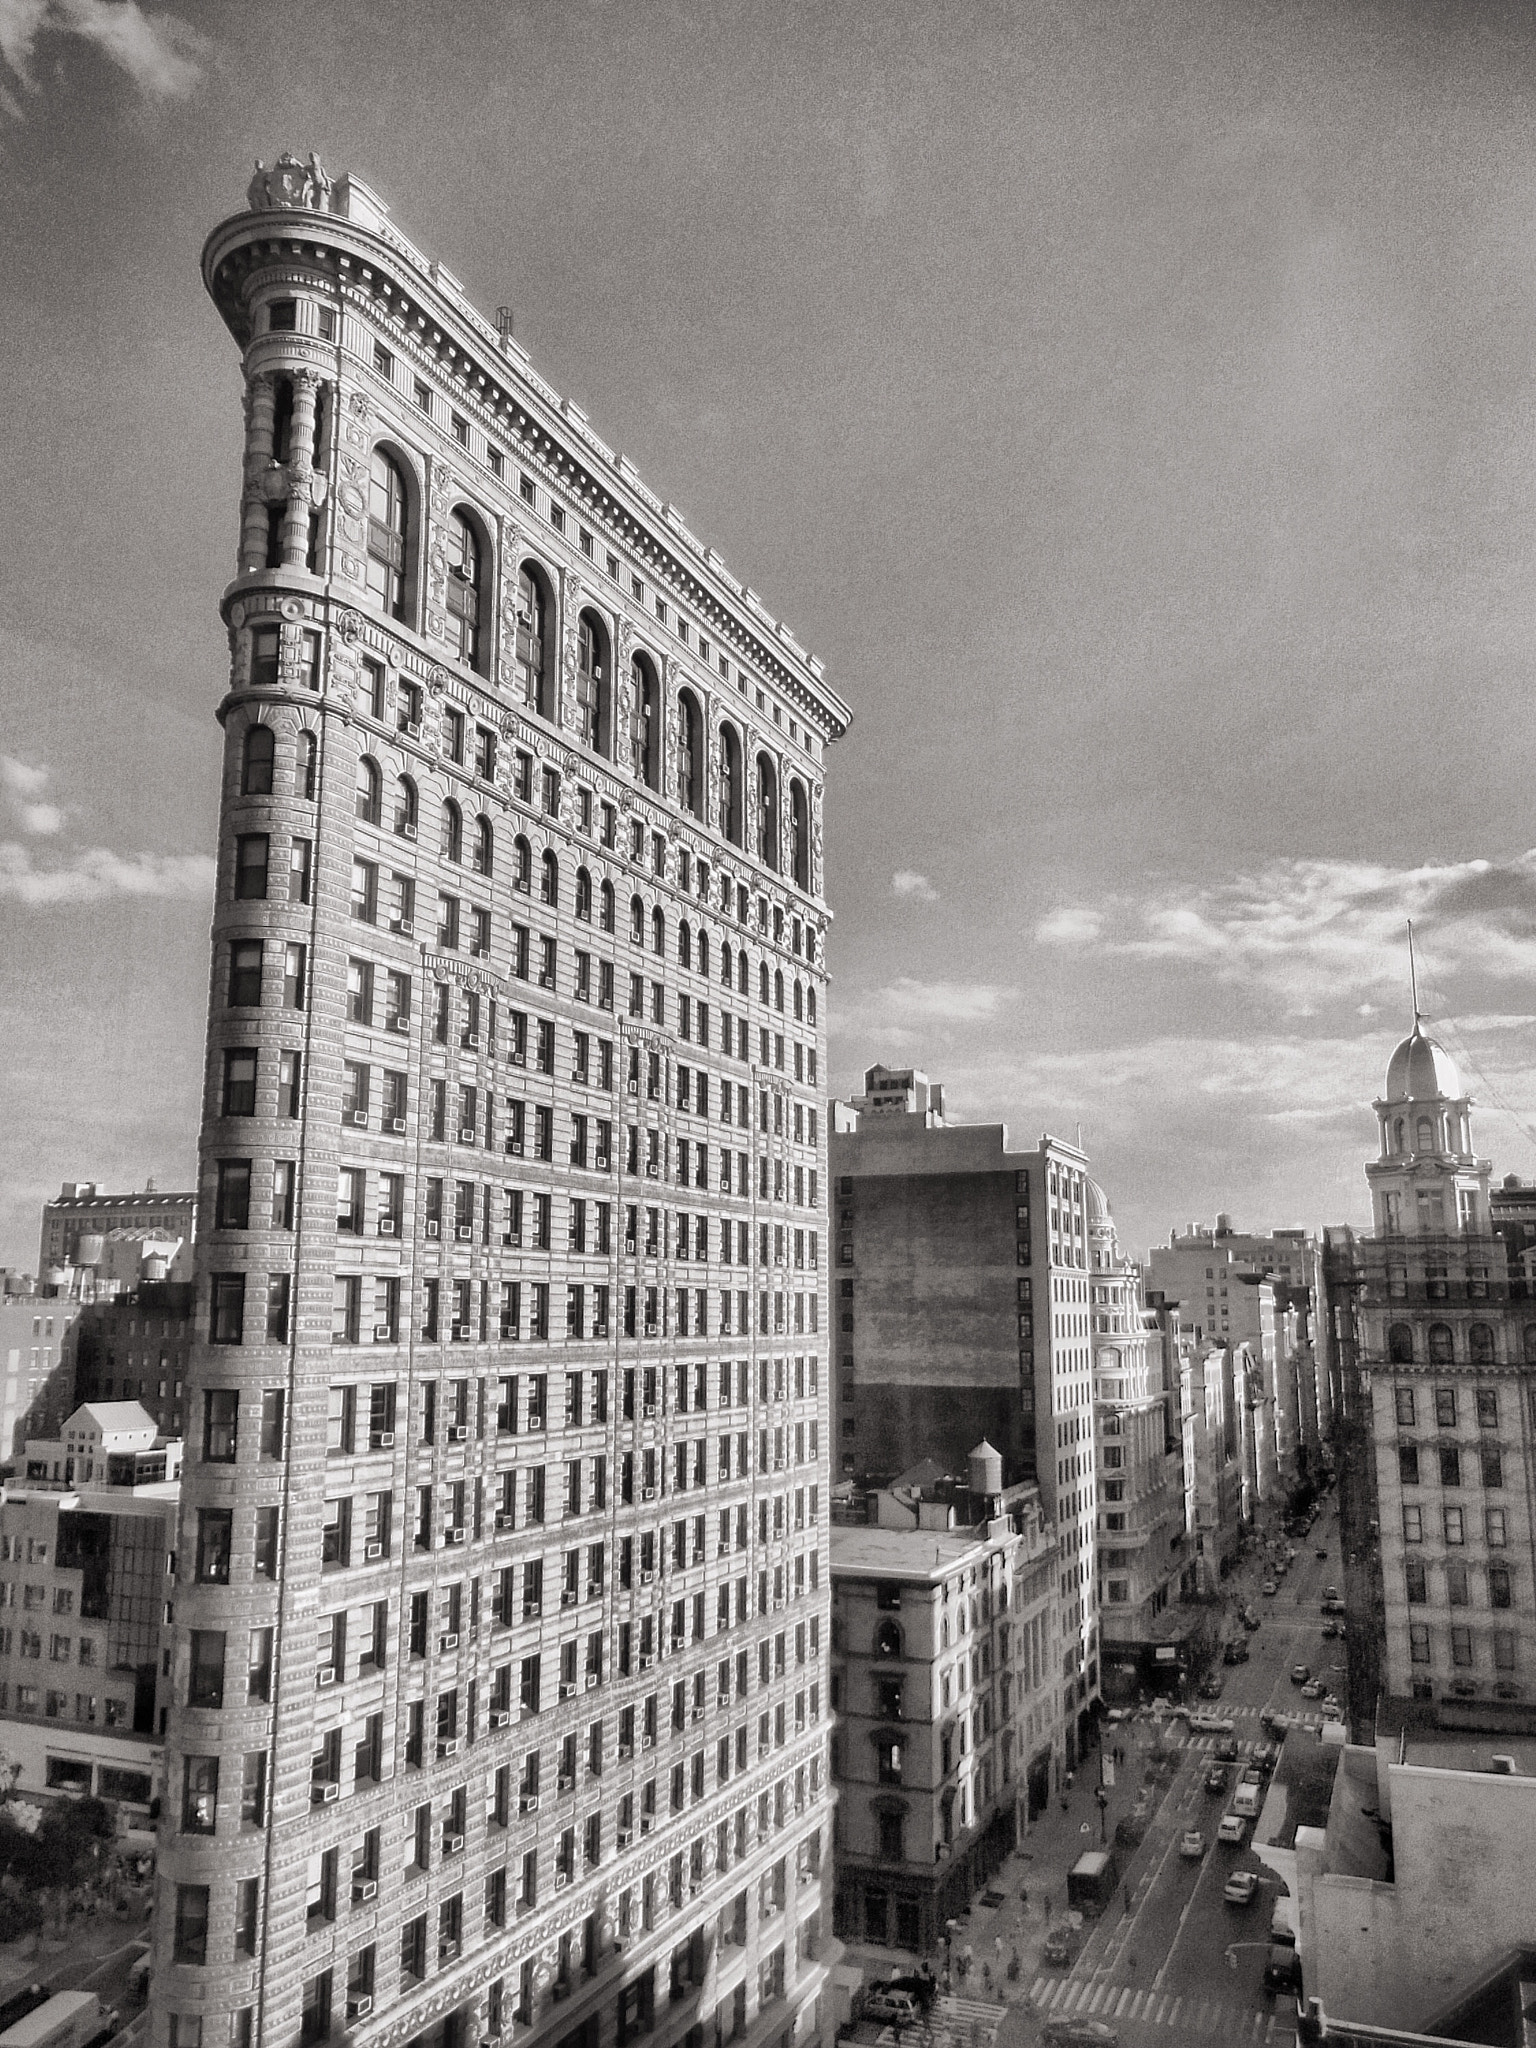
[1367,1018,1490,1237]
[1085,1177,1118,1272]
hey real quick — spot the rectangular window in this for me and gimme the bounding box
[228,940,263,1007]
[233,833,269,901]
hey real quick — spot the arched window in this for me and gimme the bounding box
[366,447,410,622]
[1524,1325,1536,1365]
[1393,1117,1406,1152]
[300,730,317,801]
[600,881,615,934]
[1416,1116,1435,1151]
[738,951,748,996]
[720,725,743,845]
[628,895,644,946]
[790,779,810,889]
[759,961,770,1006]
[241,725,274,796]
[678,692,703,817]
[652,907,665,957]
[394,777,418,837]
[513,835,532,894]
[473,815,493,877]
[757,754,779,868]
[1388,1324,1414,1364]
[698,932,710,978]
[575,868,593,923]
[1428,1323,1454,1364]
[679,921,692,970]
[447,509,485,672]
[629,655,658,788]
[516,563,552,720]
[774,970,784,1013]
[721,943,733,988]
[576,611,610,756]
[355,757,381,825]
[1470,1323,1495,1363]
[541,849,559,908]
[807,987,817,1026]
[794,980,803,1021]
[873,1620,903,1659]
[440,799,462,864]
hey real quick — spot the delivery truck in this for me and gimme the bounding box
[0,1990,104,2048]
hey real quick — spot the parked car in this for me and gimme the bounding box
[1322,1597,1347,1615]
[1242,1608,1262,1631]
[1204,1765,1229,1795]
[1261,1712,1292,1737]
[1215,1736,1241,1762]
[1322,1703,1343,1723]
[1261,1580,1278,1596]
[864,1990,922,2026]
[1223,1870,1259,1904]
[1251,1742,1279,1772]
[1042,1927,1077,1966]
[1217,1813,1248,1846]
[1301,1679,1325,1699]
[1323,1586,1340,1602]
[1240,1766,1263,1787]
[1189,1711,1236,1734]
[1264,1944,1302,1993]
[1179,1829,1206,1860]
[1320,1619,1338,1638]
[1290,1664,1311,1685]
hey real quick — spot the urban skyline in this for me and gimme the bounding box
[12,3,1536,1269]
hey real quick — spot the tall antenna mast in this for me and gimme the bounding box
[1407,919,1421,1025]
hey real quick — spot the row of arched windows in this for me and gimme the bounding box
[240,721,316,801]
[1387,1321,1536,1365]
[363,443,814,889]
[343,738,820,992]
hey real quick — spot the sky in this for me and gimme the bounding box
[6,0,1536,1267]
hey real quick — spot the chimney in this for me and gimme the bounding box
[496,306,515,345]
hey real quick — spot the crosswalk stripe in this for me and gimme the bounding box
[1113,1988,1132,2015]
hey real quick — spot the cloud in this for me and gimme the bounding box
[1036,905,1105,946]
[0,755,63,835]
[1033,851,1536,1009]
[0,0,209,113]
[891,870,939,903]
[0,841,214,904]
[833,976,1013,1050]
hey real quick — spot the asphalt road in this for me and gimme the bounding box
[1019,1502,1344,2045]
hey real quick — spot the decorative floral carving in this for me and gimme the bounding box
[336,611,364,644]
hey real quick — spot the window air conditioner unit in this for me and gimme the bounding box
[364,1541,383,1561]
[351,1109,369,1126]
[377,1219,397,1237]
[627,1080,639,1094]
[373,1323,395,1341]
[640,1812,654,1831]
[562,1590,579,1608]
[690,1705,704,1723]
[351,1880,378,1904]
[490,1709,511,1729]
[439,1940,460,1961]
[444,1833,465,1855]
[317,1668,337,1687]
[586,1673,599,1689]
[553,1873,570,1892]
[348,1998,374,2020]
[624,1240,637,1255]
[371,1431,395,1450]
[406,720,422,739]
[471,945,488,960]
[425,1220,440,1238]
[557,1773,575,1793]
[506,1140,524,1157]
[645,1165,659,1178]
[586,1582,602,1600]
[511,1049,526,1066]
[391,916,414,934]
[437,1737,461,1758]
[520,1794,540,1814]
[312,1781,339,1805]
[446,1527,466,1546]
[390,1116,407,1133]
[448,1424,469,1442]
[495,1511,515,1530]
[450,1325,468,1342]
[439,1633,459,1652]
[559,1683,574,1702]
[642,1489,656,1504]
[617,1827,633,1848]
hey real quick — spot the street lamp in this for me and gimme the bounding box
[1094,1787,1108,1844]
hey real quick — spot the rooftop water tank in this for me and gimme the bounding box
[76,1235,105,1268]
[968,1440,1003,1498]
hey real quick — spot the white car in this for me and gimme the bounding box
[1188,1711,1236,1734]
[1223,1869,1259,1905]
[1217,1813,1248,1845]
